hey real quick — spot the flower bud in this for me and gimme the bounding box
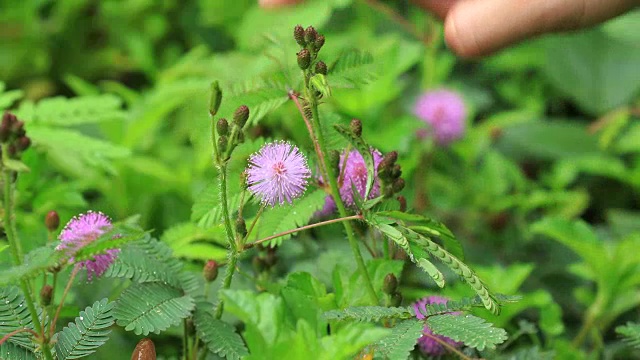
[8,144,16,158]
[131,338,156,360]
[233,105,250,128]
[0,114,12,142]
[350,119,362,137]
[203,260,218,282]
[16,136,31,151]
[264,250,278,267]
[390,164,402,179]
[390,293,403,307]
[297,49,311,70]
[304,26,317,45]
[217,136,228,153]
[314,35,325,52]
[40,284,53,306]
[45,211,60,232]
[392,178,405,193]
[294,25,306,46]
[382,273,398,295]
[378,152,397,176]
[235,216,247,238]
[315,61,327,75]
[397,195,407,212]
[216,118,229,136]
[209,81,223,116]
[11,121,24,135]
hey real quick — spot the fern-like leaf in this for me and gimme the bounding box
[216,80,288,128]
[114,282,195,336]
[373,320,424,360]
[426,314,508,351]
[617,322,640,349]
[0,247,63,286]
[102,246,182,288]
[54,298,115,360]
[193,306,248,360]
[255,190,326,246]
[323,306,413,322]
[329,50,376,88]
[0,342,36,360]
[0,287,35,349]
[18,95,125,126]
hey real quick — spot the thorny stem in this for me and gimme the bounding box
[244,215,363,250]
[288,90,328,181]
[215,253,238,319]
[422,332,473,360]
[2,161,54,360]
[50,265,79,337]
[304,90,379,305]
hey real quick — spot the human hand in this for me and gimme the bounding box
[259,0,639,57]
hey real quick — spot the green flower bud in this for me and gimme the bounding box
[304,26,317,45]
[203,260,219,282]
[315,61,327,75]
[350,119,362,137]
[390,293,403,307]
[233,105,250,128]
[216,118,229,136]
[209,81,223,116]
[217,136,228,153]
[297,49,311,70]
[40,284,53,306]
[235,216,247,238]
[45,211,60,232]
[382,273,398,295]
[294,25,306,46]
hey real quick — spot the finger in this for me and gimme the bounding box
[411,0,459,19]
[259,0,303,8]
[444,0,640,58]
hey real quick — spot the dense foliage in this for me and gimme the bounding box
[1,1,640,359]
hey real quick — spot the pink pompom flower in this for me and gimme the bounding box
[413,296,463,356]
[246,141,311,206]
[414,89,466,146]
[56,211,119,280]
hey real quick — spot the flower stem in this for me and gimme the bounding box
[305,92,379,305]
[50,265,79,337]
[2,167,54,360]
[215,252,238,319]
[244,214,363,250]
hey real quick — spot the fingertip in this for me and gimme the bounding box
[259,0,303,8]
[444,7,482,58]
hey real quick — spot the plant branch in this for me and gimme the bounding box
[49,265,79,337]
[289,90,328,181]
[215,252,238,319]
[0,328,39,346]
[244,214,363,250]
[422,332,472,360]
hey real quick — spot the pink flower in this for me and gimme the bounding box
[414,89,466,145]
[246,141,311,206]
[413,296,463,356]
[56,211,118,280]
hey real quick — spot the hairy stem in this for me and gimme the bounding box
[50,265,79,337]
[215,253,238,319]
[244,215,363,250]
[2,167,54,360]
[422,332,471,360]
[0,328,39,346]
[289,90,327,181]
[305,92,379,305]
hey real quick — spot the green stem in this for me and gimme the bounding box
[214,252,238,319]
[182,320,190,360]
[2,169,54,360]
[306,93,379,305]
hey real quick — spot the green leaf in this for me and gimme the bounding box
[216,81,288,128]
[309,74,331,98]
[617,322,640,349]
[0,246,64,286]
[0,287,36,350]
[323,306,413,322]
[0,82,24,110]
[372,320,424,360]
[426,314,508,351]
[0,342,36,360]
[54,298,115,360]
[333,124,375,200]
[18,95,125,126]
[193,306,249,360]
[161,223,227,261]
[255,189,326,246]
[329,50,376,88]
[114,282,195,336]
[416,259,445,288]
[103,244,182,288]
[2,160,29,173]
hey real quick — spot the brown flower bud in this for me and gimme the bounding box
[350,119,362,137]
[382,273,398,295]
[0,114,13,142]
[397,195,407,212]
[233,105,250,128]
[304,26,317,45]
[315,61,327,75]
[314,35,325,52]
[297,49,311,70]
[392,178,405,193]
[8,144,17,158]
[216,118,229,136]
[294,25,306,46]
[40,285,53,306]
[45,211,60,232]
[16,136,31,151]
[131,338,156,360]
[203,260,219,282]
[390,164,402,179]
[235,216,247,238]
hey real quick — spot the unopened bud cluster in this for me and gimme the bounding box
[294,25,328,96]
[208,82,251,160]
[377,151,405,198]
[383,273,403,306]
[0,112,31,160]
